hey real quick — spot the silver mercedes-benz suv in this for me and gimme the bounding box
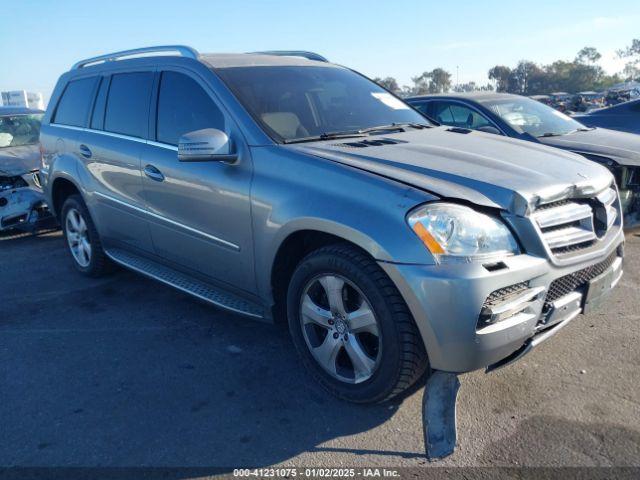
[40,46,624,403]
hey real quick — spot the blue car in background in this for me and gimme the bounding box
[574,99,640,135]
[405,92,640,227]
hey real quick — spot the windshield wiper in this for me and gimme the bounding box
[283,131,368,144]
[537,132,564,138]
[358,122,431,134]
[282,123,432,144]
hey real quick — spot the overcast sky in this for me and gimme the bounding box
[2,0,638,104]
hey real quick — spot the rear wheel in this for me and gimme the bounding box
[61,195,112,277]
[287,243,429,403]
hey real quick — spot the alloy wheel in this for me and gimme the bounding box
[65,207,92,268]
[299,274,382,384]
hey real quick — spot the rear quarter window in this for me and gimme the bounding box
[104,72,154,138]
[53,77,98,127]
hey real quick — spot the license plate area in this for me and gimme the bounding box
[583,262,618,314]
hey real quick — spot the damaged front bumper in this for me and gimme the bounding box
[380,232,625,373]
[0,171,51,231]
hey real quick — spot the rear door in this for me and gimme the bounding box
[139,68,255,291]
[82,70,155,253]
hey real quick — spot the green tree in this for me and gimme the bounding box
[412,68,452,94]
[618,39,640,81]
[488,66,512,92]
[575,47,602,64]
[372,77,400,94]
[509,61,546,94]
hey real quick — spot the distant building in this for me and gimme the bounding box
[1,90,45,110]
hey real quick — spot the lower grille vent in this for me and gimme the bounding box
[544,251,618,309]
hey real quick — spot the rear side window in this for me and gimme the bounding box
[156,71,225,145]
[104,72,153,138]
[90,76,110,130]
[53,77,98,127]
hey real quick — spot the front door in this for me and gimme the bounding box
[140,69,255,292]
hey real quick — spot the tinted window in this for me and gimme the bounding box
[410,101,430,115]
[216,66,430,141]
[90,76,110,130]
[104,72,153,138]
[432,102,454,123]
[432,102,492,129]
[54,77,98,127]
[156,72,225,145]
[448,104,492,129]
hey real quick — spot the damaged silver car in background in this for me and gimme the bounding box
[0,107,51,231]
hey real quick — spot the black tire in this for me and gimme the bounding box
[287,243,429,403]
[61,194,112,277]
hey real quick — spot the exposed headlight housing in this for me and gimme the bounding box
[407,203,519,262]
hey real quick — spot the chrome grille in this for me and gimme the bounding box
[532,187,618,257]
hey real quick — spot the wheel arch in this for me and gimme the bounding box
[50,176,82,219]
[268,225,387,324]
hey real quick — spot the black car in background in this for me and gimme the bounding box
[406,93,640,227]
[574,99,640,135]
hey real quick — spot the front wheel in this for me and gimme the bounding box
[287,244,429,403]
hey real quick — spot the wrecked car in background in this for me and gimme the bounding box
[0,106,50,231]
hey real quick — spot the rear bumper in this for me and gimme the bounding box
[380,232,625,373]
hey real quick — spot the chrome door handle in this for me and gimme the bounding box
[143,164,165,182]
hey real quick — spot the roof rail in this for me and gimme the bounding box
[71,45,199,70]
[250,50,328,62]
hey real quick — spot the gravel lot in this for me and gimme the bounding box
[1,228,639,471]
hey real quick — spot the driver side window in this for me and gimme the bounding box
[156,71,225,146]
[432,102,493,130]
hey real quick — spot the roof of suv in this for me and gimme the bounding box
[68,46,334,72]
[199,53,336,69]
[407,92,517,103]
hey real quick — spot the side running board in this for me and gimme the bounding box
[106,248,265,319]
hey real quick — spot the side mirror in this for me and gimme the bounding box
[476,125,501,135]
[178,128,237,163]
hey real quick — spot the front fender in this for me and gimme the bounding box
[250,146,438,302]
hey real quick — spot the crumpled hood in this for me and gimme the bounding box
[538,127,640,167]
[291,127,614,216]
[0,144,41,176]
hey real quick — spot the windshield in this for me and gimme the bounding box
[216,66,429,142]
[0,114,43,148]
[480,97,585,137]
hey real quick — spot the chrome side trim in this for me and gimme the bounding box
[50,123,85,132]
[86,129,147,144]
[147,140,178,151]
[93,191,240,251]
[51,124,149,145]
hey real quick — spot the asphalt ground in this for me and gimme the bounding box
[1,228,639,475]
